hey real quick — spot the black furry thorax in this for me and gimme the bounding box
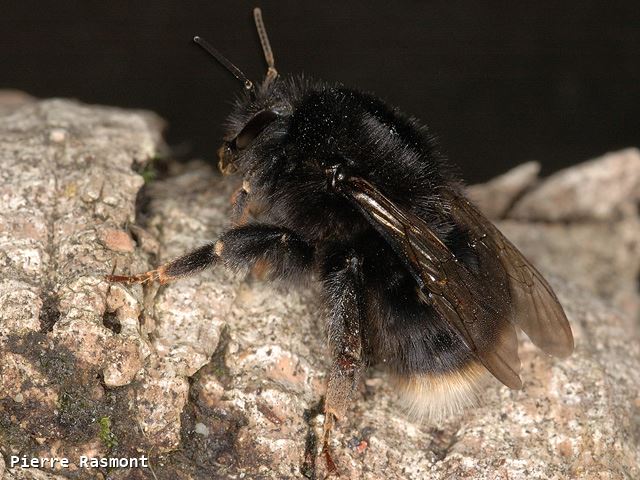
[223,75,457,245]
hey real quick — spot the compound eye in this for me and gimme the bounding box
[234,110,280,150]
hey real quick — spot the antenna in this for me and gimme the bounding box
[193,36,255,93]
[253,8,278,83]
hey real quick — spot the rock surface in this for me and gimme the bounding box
[466,161,540,219]
[469,152,640,321]
[509,148,640,222]
[1,98,639,479]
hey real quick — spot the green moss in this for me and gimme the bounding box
[99,416,118,450]
[131,155,161,184]
[140,164,157,184]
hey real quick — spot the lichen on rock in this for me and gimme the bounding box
[1,96,638,479]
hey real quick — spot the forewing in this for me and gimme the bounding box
[446,191,574,358]
[343,177,523,389]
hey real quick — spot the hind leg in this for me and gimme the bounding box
[320,251,366,473]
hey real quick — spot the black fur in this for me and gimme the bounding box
[164,243,218,278]
[228,77,456,242]
[219,224,313,281]
[222,75,476,378]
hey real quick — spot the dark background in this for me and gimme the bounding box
[2,0,639,182]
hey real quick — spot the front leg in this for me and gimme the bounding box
[320,251,366,473]
[107,224,313,285]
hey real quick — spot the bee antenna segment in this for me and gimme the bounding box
[193,35,255,94]
[253,8,278,83]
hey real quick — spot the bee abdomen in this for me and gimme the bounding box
[393,360,488,422]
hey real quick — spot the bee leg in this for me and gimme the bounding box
[219,224,314,280]
[321,253,365,474]
[106,243,219,285]
[230,184,250,224]
[107,224,313,285]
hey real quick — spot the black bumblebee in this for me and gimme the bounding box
[108,8,573,471]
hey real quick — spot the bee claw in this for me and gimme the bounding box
[320,413,340,477]
[322,442,339,477]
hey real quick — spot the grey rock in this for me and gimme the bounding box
[0,90,35,117]
[1,98,639,479]
[467,161,540,219]
[509,148,640,221]
[0,98,164,478]
[467,150,640,322]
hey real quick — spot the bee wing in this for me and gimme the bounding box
[446,190,574,358]
[343,177,571,389]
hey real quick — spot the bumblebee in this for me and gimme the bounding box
[108,8,573,471]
